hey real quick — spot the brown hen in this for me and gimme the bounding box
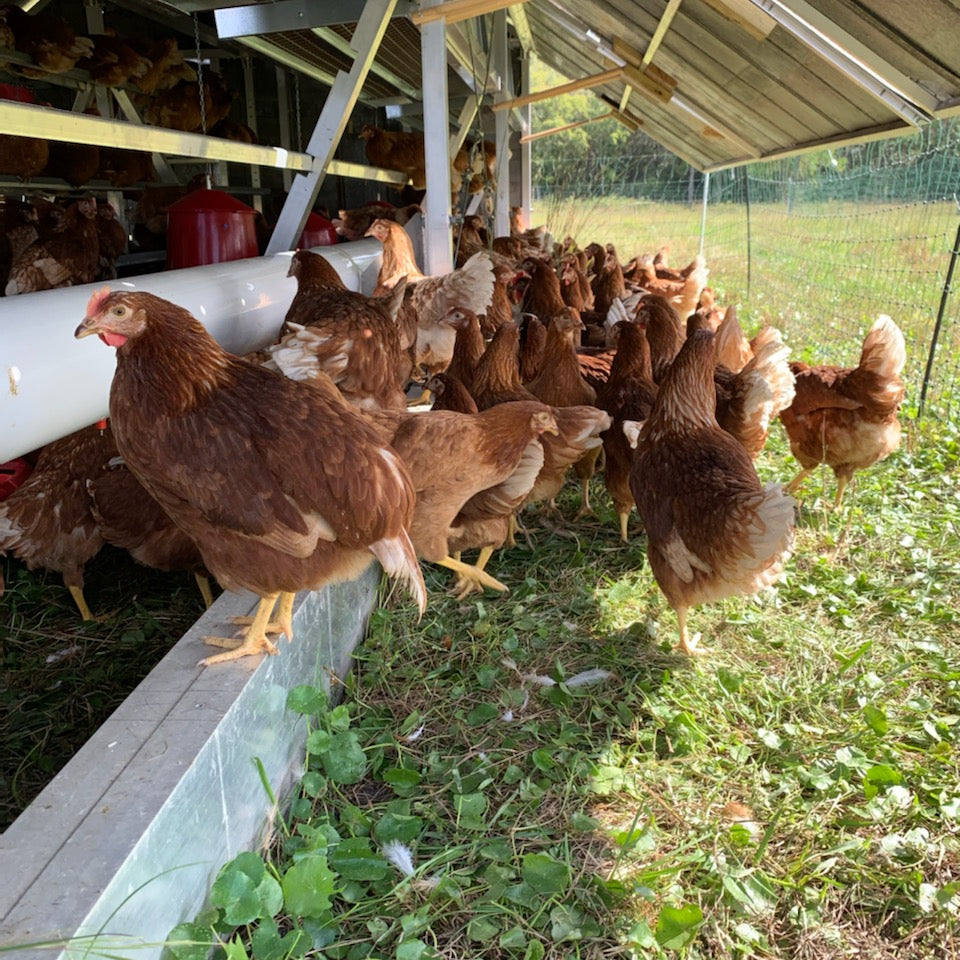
[779,315,906,506]
[266,249,409,411]
[640,294,687,385]
[75,288,426,665]
[595,322,658,541]
[526,309,600,514]
[88,456,215,607]
[364,403,558,597]
[6,197,99,295]
[365,218,495,376]
[0,423,114,620]
[629,330,795,655]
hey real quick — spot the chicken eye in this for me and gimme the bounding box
[113,306,125,316]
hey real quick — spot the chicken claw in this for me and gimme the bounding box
[199,592,292,666]
[450,546,495,599]
[437,555,508,595]
[676,609,709,657]
[227,591,296,640]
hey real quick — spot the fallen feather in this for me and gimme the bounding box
[382,840,416,878]
[404,724,426,742]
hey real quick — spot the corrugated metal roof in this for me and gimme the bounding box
[521,0,960,170]
[152,0,960,171]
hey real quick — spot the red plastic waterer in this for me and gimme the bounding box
[298,212,339,248]
[166,188,258,269]
[0,458,33,500]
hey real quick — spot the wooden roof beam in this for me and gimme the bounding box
[491,66,622,110]
[519,110,615,142]
[700,0,775,41]
[410,0,530,26]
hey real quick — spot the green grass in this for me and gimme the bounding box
[0,548,211,830]
[4,193,959,957]
[538,197,960,415]
[165,415,960,960]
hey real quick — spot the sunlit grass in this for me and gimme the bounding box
[164,413,959,960]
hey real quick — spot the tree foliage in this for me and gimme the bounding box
[529,59,697,200]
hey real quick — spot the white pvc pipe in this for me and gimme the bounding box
[0,238,384,462]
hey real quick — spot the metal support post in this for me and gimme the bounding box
[520,55,532,229]
[266,0,399,254]
[492,8,511,238]
[420,0,453,274]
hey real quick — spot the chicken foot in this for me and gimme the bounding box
[199,591,296,666]
[437,555,508,596]
[784,467,812,497]
[451,545,496,600]
[675,606,708,657]
[573,478,596,520]
[227,591,296,639]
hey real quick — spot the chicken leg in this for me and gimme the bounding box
[675,606,707,657]
[200,592,286,666]
[195,573,215,609]
[451,545,496,600]
[437,554,508,596]
[618,511,630,543]
[68,584,95,622]
[784,467,812,497]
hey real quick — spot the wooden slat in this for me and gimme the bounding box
[519,110,615,142]
[621,62,677,103]
[699,0,776,41]
[491,67,623,110]
[410,0,529,26]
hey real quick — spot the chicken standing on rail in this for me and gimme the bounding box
[75,287,425,665]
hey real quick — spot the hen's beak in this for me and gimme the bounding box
[74,316,98,338]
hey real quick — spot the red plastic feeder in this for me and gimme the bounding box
[0,84,36,103]
[298,212,339,248]
[0,458,33,500]
[166,189,258,269]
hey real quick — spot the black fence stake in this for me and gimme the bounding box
[744,166,752,302]
[919,211,960,417]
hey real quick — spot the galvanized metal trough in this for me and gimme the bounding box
[0,572,381,960]
[0,235,399,957]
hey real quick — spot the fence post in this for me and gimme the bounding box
[699,171,710,257]
[919,213,960,417]
[743,166,752,301]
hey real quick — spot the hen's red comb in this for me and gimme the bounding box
[86,285,111,316]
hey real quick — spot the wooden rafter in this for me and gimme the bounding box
[491,67,622,111]
[519,110,616,142]
[410,0,530,26]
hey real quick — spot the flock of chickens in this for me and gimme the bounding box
[1,215,907,665]
[0,4,247,187]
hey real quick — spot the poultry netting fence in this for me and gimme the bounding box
[532,118,960,420]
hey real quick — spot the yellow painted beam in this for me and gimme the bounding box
[643,0,683,65]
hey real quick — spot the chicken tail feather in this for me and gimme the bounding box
[370,531,427,618]
[859,314,906,380]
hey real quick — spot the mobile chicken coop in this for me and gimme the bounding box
[1,0,959,955]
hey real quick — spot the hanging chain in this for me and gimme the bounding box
[294,71,303,152]
[193,12,213,187]
[193,13,207,136]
